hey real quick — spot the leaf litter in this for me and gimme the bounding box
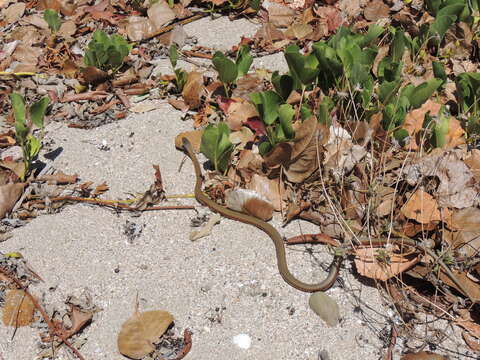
[1,0,480,358]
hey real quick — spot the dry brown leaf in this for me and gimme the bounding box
[291,115,318,159]
[364,0,390,21]
[285,22,313,40]
[4,2,25,24]
[37,171,78,184]
[0,182,25,219]
[246,174,284,211]
[148,0,176,29]
[2,289,35,327]
[462,331,480,352]
[63,305,94,339]
[226,189,273,221]
[465,149,480,183]
[354,247,421,281]
[403,100,442,150]
[190,213,221,241]
[441,116,465,148]
[401,352,448,360]
[439,269,480,302]
[181,71,205,110]
[224,99,258,131]
[267,3,296,28]
[57,20,76,38]
[0,160,25,179]
[403,149,478,208]
[117,310,174,359]
[174,130,203,151]
[401,190,441,224]
[263,142,292,168]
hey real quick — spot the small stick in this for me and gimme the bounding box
[26,195,195,211]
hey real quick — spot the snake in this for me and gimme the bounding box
[182,137,343,293]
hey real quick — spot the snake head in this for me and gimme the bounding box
[182,137,193,151]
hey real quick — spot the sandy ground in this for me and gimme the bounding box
[0,16,470,360]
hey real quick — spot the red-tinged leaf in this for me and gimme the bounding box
[245,117,266,136]
[217,96,235,113]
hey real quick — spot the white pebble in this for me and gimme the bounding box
[232,334,251,349]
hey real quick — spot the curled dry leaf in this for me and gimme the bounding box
[403,149,478,209]
[226,189,273,221]
[2,289,35,327]
[354,246,421,281]
[246,173,284,211]
[0,182,26,219]
[267,3,296,28]
[401,352,448,360]
[363,0,390,21]
[118,310,174,359]
[190,213,221,241]
[402,101,442,150]
[465,149,480,182]
[223,99,258,131]
[182,71,205,110]
[401,190,441,224]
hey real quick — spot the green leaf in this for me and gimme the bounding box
[44,9,61,33]
[168,44,178,68]
[83,30,131,72]
[212,52,238,84]
[249,0,261,11]
[271,72,294,100]
[358,24,384,47]
[431,109,450,148]
[10,93,28,141]
[236,45,253,78]
[408,79,443,108]
[392,29,405,63]
[250,91,282,125]
[378,80,401,104]
[258,141,272,156]
[432,61,447,85]
[174,68,187,92]
[318,96,333,126]
[278,104,295,139]
[200,123,234,173]
[393,128,409,142]
[455,72,480,113]
[29,97,49,128]
[284,45,319,87]
[27,135,41,159]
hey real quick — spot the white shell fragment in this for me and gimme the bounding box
[225,189,273,221]
[232,333,252,349]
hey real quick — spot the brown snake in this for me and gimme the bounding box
[182,138,343,293]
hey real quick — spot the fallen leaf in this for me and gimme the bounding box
[401,352,448,360]
[403,149,477,208]
[37,171,78,185]
[118,310,174,359]
[462,331,480,352]
[285,22,313,40]
[439,269,480,302]
[464,149,480,182]
[147,0,176,29]
[226,188,274,220]
[308,291,340,326]
[4,2,25,24]
[364,0,390,21]
[354,246,421,281]
[0,183,25,219]
[402,100,441,150]
[57,20,76,38]
[267,3,296,28]
[223,99,258,131]
[2,289,35,327]
[401,190,441,224]
[190,213,221,241]
[62,305,93,339]
[130,101,158,113]
[181,71,205,110]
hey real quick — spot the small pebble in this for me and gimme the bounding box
[232,334,251,349]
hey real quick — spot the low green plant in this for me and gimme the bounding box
[249,91,295,155]
[455,72,480,134]
[168,44,187,92]
[200,123,234,173]
[212,45,253,95]
[9,94,49,180]
[44,9,61,34]
[83,30,132,73]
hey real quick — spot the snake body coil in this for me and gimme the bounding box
[182,138,342,293]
